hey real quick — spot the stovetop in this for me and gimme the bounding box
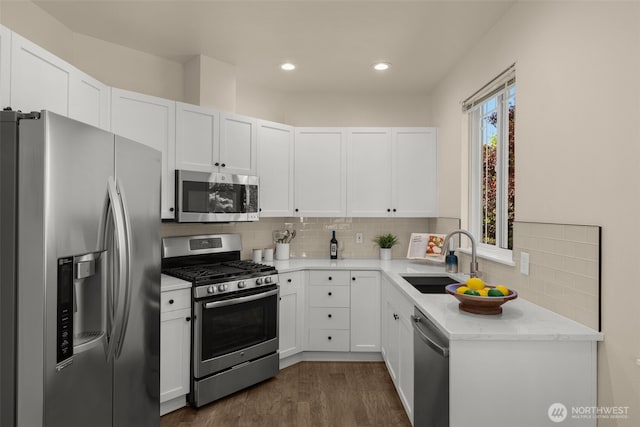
[161,234,279,298]
[162,260,276,287]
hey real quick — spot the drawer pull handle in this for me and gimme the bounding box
[328,314,332,318]
[287,278,292,283]
[328,336,332,341]
[352,277,356,281]
[328,276,332,281]
[328,292,332,296]
[169,299,174,305]
[185,316,191,322]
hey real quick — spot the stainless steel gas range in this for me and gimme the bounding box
[161,234,279,408]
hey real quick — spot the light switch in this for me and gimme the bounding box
[356,232,364,244]
[520,252,530,276]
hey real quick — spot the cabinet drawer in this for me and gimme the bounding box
[308,270,350,286]
[307,329,350,352]
[279,272,302,296]
[161,289,191,312]
[308,286,349,307]
[308,307,350,329]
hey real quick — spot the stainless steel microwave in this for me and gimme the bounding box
[175,170,259,222]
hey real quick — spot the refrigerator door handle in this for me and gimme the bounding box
[104,177,129,363]
[113,184,133,359]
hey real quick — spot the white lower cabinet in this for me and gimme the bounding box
[305,270,350,351]
[160,288,191,415]
[278,271,305,359]
[350,271,381,352]
[381,276,414,423]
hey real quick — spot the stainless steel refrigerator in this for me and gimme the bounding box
[0,110,161,426]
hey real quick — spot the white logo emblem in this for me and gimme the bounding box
[548,403,568,423]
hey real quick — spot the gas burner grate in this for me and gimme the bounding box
[163,260,276,286]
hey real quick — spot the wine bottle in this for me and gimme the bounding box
[330,231,338,259]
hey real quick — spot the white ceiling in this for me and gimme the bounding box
[34,1,515,95]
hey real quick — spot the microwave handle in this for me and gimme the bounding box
[204,289,278,309]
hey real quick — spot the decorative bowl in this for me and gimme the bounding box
[445,284,518,315]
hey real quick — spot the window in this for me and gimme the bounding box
[465,66,515,260]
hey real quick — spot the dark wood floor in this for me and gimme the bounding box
[160,361,411,427]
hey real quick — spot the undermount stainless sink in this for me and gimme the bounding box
[401,275,459,294]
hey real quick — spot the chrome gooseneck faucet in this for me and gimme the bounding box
[443,229,480,278]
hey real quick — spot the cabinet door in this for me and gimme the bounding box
[294,128,347,217]
[391,128,438,217]
[0,25,11,108]
[69,69,110,130]
[10,32,71,116]
[257,120,294,217]
[160,308,191,403]
[219,112,257,175]
[278,271,304,359]
[384,299,400,383]
[347,128,393,217]
[175,102,220,172]
[111,88,176,219]
[398,313,414,423]
[350,271,381,352]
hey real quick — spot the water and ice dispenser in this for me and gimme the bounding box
[56,252,105,369]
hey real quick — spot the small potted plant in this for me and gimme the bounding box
[374,233,398,260]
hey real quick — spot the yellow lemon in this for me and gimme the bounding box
[456,285,470,294]
[466,277,485,291]
[496,285,509,296]
[478,288,489,297]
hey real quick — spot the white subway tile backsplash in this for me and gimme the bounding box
[458,221,600,330]
[160,218,600,330]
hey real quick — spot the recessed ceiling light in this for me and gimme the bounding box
[281,62,296,71]
[373,62,391,71]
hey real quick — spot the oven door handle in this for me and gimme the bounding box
[203,288,278,309]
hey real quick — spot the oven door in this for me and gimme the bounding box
[193,285,278,379]
[176,170,259,222]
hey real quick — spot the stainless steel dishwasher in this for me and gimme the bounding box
[412,307,449,427]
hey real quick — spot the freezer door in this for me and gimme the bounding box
[112,135,161,426]
[16,112,114,427]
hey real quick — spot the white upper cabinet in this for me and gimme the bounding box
[219,112,257,175]
[175,106,256,175]
[175,102,220,172]
[257,120,294,217]
[9,29,110,130]
[69,68,110,130]
[346,128,393,216]
[111,87,176,219]
[294,128,347,217]
[10,32,71,116]
[0,26,11,108]
[347,127,438,217]
[391,128,438,217]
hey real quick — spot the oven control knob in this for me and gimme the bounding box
[237,281,246,289]
[265,276,272,284]
[207,286,215,294]
[217,284,227,292]
[256,278,264,285]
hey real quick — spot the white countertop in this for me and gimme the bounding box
[160,273,191,292]
[269,257,603,342]
[160,257,603,342]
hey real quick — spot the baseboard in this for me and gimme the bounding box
[280,351,383,369]
[160,395,187,416]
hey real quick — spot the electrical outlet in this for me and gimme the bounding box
[520,252,530,276]
[356,232,364,244]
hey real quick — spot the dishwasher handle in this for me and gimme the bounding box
[411,315,449,358]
